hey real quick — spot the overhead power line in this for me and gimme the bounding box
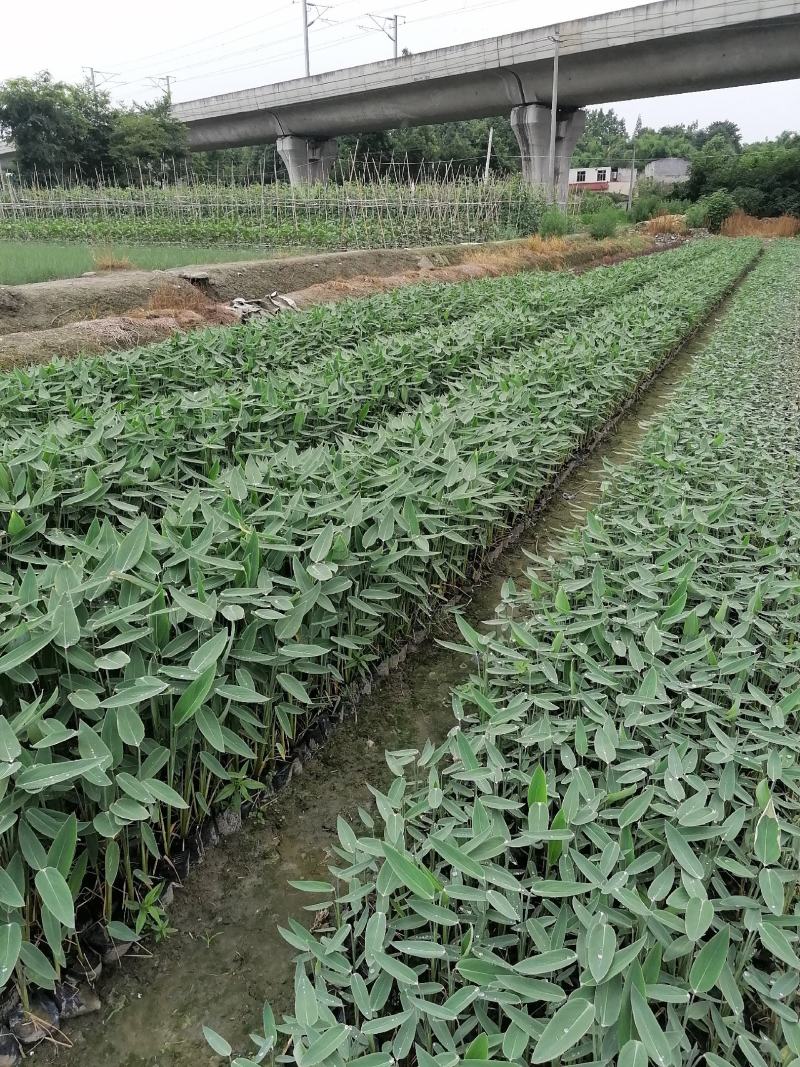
[359,14,405,59]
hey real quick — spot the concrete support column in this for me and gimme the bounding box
[511,105,587,207]
[276,135,338,184]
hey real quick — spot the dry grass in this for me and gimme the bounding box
[91,249,134,272]
[146,283,214,313]
[644,214,687,236]
[721,211,800,238]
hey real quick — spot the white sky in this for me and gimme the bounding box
[3,0,799,141]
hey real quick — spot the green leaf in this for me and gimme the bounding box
[0,923,22,987]
[276,672,312,705]
[618,787,654,828]
[16,758,103,793]
[759,922,800,970]
[382,843,438,901]
[754,802,781,865]
[527,764,547,807]
[196,705,225,751]
[0,628,55,677]
[0,717,21,762]
[531,996,594,1063]
[189,629,229,674]
[113,516,150,574]
[554,586,571,614]
[294,965,318,1027]
[619,1040,649,1067]
[142,778,189,809]
[644,623,662,656]
[465,1034,489,1060]
[303,1023,349,1066]
[689,926,730,993]
[758,868,784,916]
[630,985,671,1067]
[172,665,217,727]
[106,921,139,942]
[46,814,78,878]
[202,1025,232,1058]
[664,824,704,879]
[0,868,24,910]
[685,897,714,942]
[587,921,616,982]
[35,867,75,929]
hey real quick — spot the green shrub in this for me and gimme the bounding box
[577,190,616,214]
[732,185,767,216]
[703,189,737,233]
[663,197,692,215]
[217,242,794,1067]
[538,207,569,237]
[588,208,621,240]
[631,193,666,223]
[685,201,708,228]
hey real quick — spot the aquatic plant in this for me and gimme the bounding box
[0,240,758,998]
[211,241,800,1066]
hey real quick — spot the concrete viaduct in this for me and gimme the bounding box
[170,0,800,200]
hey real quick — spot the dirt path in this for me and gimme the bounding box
[34,277,730,1067]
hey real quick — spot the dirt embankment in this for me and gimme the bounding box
[0,234,660,368]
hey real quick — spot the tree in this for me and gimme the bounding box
[685,133,739,198]
[697,120,742,151]
[109,101,188,176]
[573,108,629,167]
[0,72,110,178]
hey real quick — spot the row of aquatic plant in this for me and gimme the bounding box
[212,240,800,1066]
[0,239,716,418]
[0,244,752,530]
[0,241,759,999]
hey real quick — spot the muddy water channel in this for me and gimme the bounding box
[40,319,715,1065]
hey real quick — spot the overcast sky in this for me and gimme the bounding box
[4,0,799,141]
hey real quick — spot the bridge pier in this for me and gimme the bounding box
[277,135,338,184]
[511,105,586,206]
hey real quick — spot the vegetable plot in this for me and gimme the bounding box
[224,241,800,1066]
[0,240,758,998]
[0,239,715,421]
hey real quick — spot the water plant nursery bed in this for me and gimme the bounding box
[0,240,759,1041]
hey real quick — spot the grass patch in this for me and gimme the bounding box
[0,241,273,285]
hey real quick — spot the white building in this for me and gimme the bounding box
[643,157,691,186]
[568,165,636,197]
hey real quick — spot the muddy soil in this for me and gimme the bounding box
[33,283,729,1067]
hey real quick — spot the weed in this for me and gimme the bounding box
[643,213,687,235]
[721,211,800,237]
[91,248,133,272]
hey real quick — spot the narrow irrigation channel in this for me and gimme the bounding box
[39,285,742,1067]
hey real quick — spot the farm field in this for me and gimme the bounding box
[0,235,792,1063]
[207,239,798,1067]
[199,237,797,1062]
[0,240,272,285]
[0,176,545,262]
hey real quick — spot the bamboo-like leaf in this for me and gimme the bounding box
[35,867,75,929]
[689,926,730,994]
[530,996,595,1063]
